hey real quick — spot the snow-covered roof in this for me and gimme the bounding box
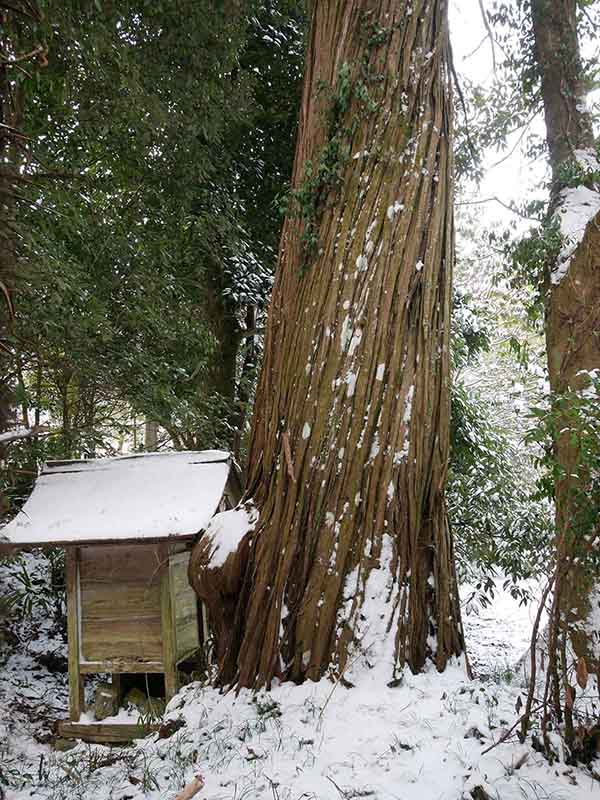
[1,450,233,546]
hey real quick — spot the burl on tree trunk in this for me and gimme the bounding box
[191,0,465,690]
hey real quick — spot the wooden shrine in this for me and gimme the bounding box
[1,450,241,742]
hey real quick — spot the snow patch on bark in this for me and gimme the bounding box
[343,534,399,679]
[394,440,409,463]
[340,315,352,349]
[584,583,600,660]
[552,151,600,285]
[368,433,380,462]
[355,254,368,272]
[403,385,415,423]
[203,503,258,568]
[345,371,357,398]
[386,200,404,220]
[348,328,362,356]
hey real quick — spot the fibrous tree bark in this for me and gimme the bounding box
[530,0,600,717]
[191,0,465,690]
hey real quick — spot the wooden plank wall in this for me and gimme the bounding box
[169,551,199,661]
[79,545,163,662]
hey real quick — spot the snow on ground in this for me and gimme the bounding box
[461,580,545,678]
[9,657,598,800]
[0,552,69,790]
[1,554,598,800]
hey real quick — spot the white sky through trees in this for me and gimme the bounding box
[450,0,599,232]
[450,0,546,231]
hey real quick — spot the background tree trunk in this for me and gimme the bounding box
[192,0,465,690]
[531,0,600,673]
[0,5,24,438]
[232,305,257,462]
[145,420,158,451]
[200,272,241,449]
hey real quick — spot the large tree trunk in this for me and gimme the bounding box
[531,0,600,678]
[191,0,465,690]
[0,5,23,438]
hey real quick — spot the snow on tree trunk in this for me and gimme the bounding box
[191,0,465,690]
[531,0,600,673]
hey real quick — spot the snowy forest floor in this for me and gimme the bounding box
[1,554,599,800]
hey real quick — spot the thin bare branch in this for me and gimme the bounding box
[477,0,497,73]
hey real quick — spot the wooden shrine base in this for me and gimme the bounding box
[58,720,160,744]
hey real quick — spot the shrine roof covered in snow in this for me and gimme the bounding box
[1,450,239,547]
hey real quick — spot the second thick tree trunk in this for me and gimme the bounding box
[531,0,600,675]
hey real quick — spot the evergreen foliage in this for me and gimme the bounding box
[448,289,552,603]
[1,1,304,509]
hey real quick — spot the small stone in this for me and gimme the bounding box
[94,681,119,721]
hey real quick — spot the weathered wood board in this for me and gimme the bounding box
[79,544,163,662]
[66,549,83,722]
[81,618,163,661]
[81,583,161,618]
[80,659,164,674]
[58,721,159,744]
[79,544,163,580]
[169,550,200,662]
